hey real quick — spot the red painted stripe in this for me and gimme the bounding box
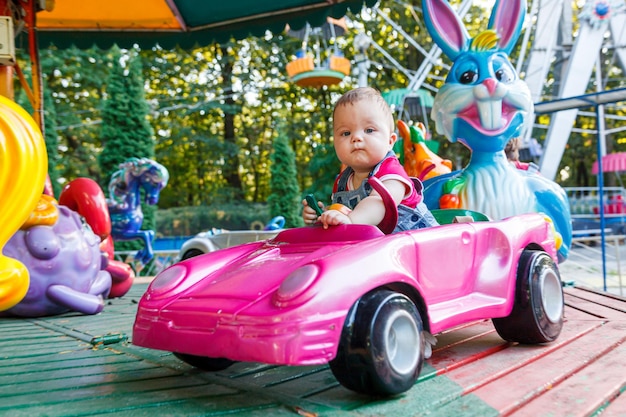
[459,321,625,415]
[598,385,626,417]
[506,340,626,417]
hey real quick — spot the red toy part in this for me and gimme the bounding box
[440,193,461,209]
[59,178,111,240]
[59,178,135,298]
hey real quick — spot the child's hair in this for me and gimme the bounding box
[505,137,521,161]
[333,87,395,131]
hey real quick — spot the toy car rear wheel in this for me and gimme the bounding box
[173,352,234,371]
[181,248,205,261]
[329,290,424,396]
[492,250,564,344]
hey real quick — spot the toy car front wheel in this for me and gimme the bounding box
[492,250,564,344]
[329,290,424,396]
[181,248,205,261]
[173,352,234,371]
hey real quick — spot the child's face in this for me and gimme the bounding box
[333,99,396,173]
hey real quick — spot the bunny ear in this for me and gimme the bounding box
[488,0,527,54]
[421,0,470,60]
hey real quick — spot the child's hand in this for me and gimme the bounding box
[302,198,324,224]
[320,209,353,229]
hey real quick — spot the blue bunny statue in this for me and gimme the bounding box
[421,0,572,262]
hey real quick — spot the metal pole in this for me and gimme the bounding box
[353,33,370,88]
[595,56,607,291]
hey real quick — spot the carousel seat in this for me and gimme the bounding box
[287,55,351,88]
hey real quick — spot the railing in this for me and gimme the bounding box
[564,186,626,218]
[564,233,625,296]
[114,249,180,277]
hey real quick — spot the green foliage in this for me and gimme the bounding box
[98,48,155,184]
[267,131,304,228]
[42,86,63,197]
[10,0,625,228]
[304,141,339,203]
[29,46,113,183]
[14,76,63,197]
[97,48,158,249]
[156,203,272,236]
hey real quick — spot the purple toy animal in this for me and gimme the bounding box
[2,204,112,317]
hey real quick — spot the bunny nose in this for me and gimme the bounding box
[483,78,498,95]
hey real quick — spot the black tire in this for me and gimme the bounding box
[181,248,205,261]
[329,290,424,396]
[492,250,564,344]
[173,352,234,371]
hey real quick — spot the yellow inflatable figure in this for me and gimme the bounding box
[0,96,48,311]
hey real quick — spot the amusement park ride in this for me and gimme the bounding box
[0,0,626,310]
[522,0,626,181]
[132,0,571,396]
[0,1,624,414]
[285,17,352,88]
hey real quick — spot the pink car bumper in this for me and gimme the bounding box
[133,303,346,365]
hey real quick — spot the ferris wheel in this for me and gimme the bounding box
[520,0,626,181]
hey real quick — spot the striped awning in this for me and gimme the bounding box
[592,152,626,174]
[24,0,377,50]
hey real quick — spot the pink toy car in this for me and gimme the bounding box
[132,207,563,396]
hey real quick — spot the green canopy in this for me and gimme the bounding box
[382,88,435,109]
[26,0,378,50]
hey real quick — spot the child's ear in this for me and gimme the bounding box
[389,132,398,147]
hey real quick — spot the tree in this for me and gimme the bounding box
[19,0,625,234]
[218,43,244,199]
[268,130,304,228]
[42,85,63,197]
[14,77,63,197]
[34,46,112,184]
[98,47,158,248]
[98,47,155,179]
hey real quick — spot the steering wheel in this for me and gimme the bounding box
[264,216,286,230]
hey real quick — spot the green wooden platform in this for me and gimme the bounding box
[1,284,625,416]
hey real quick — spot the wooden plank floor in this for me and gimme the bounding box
[1,284,625,417]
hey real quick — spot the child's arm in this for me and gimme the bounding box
[319,179,406,228]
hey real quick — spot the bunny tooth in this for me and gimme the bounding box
[477,100,503,130]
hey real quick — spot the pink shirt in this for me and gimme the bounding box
[333,156,421,208]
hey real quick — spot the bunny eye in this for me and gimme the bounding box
[491,54,516,83]
[495,67,514,83]
[460,70,478,84]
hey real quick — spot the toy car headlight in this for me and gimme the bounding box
[148,264,187,296]
[274,264,319,306]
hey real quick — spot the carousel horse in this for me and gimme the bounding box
[420,0,572,262]
[107,158,169,265]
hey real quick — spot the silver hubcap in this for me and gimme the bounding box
[540,268,563,323]
[383,309,420,375]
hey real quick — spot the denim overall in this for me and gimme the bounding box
[331,154,439,232]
